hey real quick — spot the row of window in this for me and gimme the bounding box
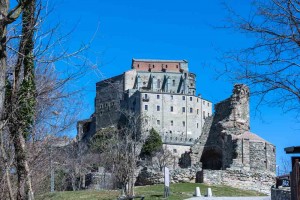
[99,101,115,109]
[144,94,210,106]
[154,119,200,128]
[137,64,179,69]
[145,104,209,117]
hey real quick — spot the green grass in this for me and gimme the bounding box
[37,183,265,200]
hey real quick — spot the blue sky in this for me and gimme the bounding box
[51,0,299,172]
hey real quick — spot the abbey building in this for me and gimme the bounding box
[77,59,212,153]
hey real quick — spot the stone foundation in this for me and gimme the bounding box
[135,167,200,185]
[203,169,275,195]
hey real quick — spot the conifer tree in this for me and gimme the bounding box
[140,128,162,159]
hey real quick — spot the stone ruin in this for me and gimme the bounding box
[137,84,276,194]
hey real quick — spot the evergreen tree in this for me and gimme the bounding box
[140,128,162,158]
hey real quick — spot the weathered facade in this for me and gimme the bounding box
[77,59,212,153]
[191,84,276,173]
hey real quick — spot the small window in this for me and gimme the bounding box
[170,106,173,112]
[197,123,199,128]
[197,109,199,114]
[157,120,160,125]
[190,97,192,101]
[203,111,205,119]
[145,105,148,110]
[182,96,185,100]
[173,149,177,153]
[166,65,168,68]
[171,120,173,126]
[172,80,175,86]
[145,94,148,98]
[182,121,185,127]
[182,107,185,113]
[197,98,199,102]
[203,101,205,105]
[176,65,179,68]
[157,95,160,99]
[137,64,140,68]
[153,64,155,68]
[190,108,193,113]
[207,102,210,106]
[208,113,210,117]
[157,105,160,111]
[171,95,173,100]
[157,79,161,88]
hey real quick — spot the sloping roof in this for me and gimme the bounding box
[233,131,272,144]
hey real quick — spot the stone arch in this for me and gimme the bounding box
[200,148,223,170]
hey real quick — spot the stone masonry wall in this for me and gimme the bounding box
[203,169,275,195]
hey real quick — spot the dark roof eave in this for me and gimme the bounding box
[284,146,300,154]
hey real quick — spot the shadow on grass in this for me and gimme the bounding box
[150,194,164,198]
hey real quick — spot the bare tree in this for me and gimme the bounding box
[0,0,95,199]
[221,0,300,116]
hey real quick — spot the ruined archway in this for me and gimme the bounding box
[200,148,223,170]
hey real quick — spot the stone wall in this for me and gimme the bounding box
[95,74,125,130]
[136,167,200,186]
[203,169,275,195]
[271,188,291,200]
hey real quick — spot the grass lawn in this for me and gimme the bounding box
[37,183,265,200]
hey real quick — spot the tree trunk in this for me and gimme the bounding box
[13,128,34,200]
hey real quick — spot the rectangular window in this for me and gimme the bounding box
[203,101,205,105]
[157,120,160,125]
[157,95,160,99]
[172,80,175,86]
[171,120,173,126]
[197,98,199,102]
[182,107,185,113]
[170,106,173,112]
[190,108,193,113]
[182,121,185,127]
[190,97,192,101]
[145,105,148,110]
[207,102,210,106]
[182,96,185,100]
[145,94,148,99]
[197,123,199,128]
[203,111,205,119]
[157,105,160,111]
[171,95,173,100]
[197,109,199,114]
[208,113,210,117]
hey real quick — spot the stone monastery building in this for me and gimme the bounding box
[77,59,212,153]
[77,59,276,194]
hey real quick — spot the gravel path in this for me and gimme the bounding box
[185,197,270,200]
